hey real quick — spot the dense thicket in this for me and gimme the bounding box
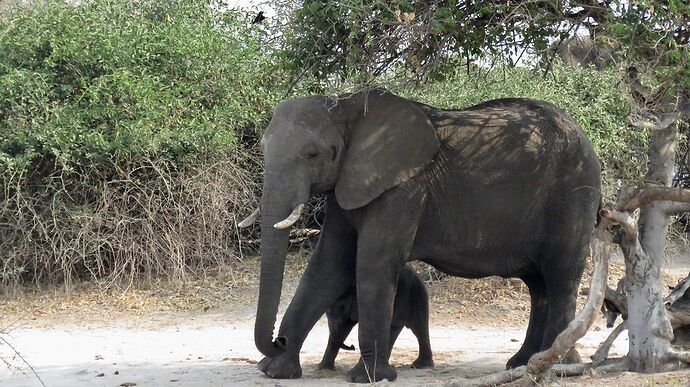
[0,0,281,288]
[0,0,644,288]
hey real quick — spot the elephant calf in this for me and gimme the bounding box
[317,265,434,370]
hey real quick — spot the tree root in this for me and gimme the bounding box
[444,365,526,387]
[666,349,690,365]
[593,356,632,373]
[443,358,641,387]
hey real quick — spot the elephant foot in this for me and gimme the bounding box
[506,347,582,370]
[411,356,434,369]
[257,354,302,379]
[315,360,335,371]
[346,359,396,383]
[561,347,582,364]
[506,349,532,369]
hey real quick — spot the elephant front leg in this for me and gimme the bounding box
[258,248,355,378]
[345,191,424,383]
[258,201,357,379]
[346,257,400,383]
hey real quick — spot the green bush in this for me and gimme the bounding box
[0,0,279,172]
[0,0,281,288]
[401,64,646,199]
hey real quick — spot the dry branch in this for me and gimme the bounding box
[604,278,628,323]
[618,186,690,212]
[666,275,690,307]
[0,334,46,387]
[591,321,628,366]
[594,356,633,373]
[444,364,590,387]
[445,365,525,387]
[665,202,690,215]
[600,208,637,235]
[628,112,682,130]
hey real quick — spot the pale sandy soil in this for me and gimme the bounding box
[1,255,689,386]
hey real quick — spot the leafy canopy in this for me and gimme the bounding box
[281,0,689,99]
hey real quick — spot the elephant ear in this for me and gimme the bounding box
[335,90,440,210]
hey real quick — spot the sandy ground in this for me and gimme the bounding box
[0,311,638,387]
[1,255,690,386]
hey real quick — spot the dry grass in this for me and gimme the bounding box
[5,246,684,330]
[0,153,262,292]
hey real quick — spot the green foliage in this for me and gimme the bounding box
[0,0,280,287]
[0,0,281,175]
[281,0,563,83]
[281,0,689,105]
[608,0,690,98]
[402,65,645,198]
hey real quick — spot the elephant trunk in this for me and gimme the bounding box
[253,176,309,357]
[254,208,290,357]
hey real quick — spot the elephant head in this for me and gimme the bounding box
[239,89,440,357]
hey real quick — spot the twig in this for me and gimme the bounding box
[0,334,46,387]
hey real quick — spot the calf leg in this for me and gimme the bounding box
[388,325,404,356]
[407,282,434,369]
[318,309,357,370]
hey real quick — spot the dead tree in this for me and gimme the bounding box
[594,189,690,371]
[596,272,690,363]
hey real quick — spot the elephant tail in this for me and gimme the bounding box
[339,343,356,351]
[595,197,603,226]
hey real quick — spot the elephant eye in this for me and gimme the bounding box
[306,151,319,159]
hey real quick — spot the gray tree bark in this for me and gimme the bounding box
[626,126,677,372]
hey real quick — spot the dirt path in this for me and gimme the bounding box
[0,312,627,387]
[1,257,689,386]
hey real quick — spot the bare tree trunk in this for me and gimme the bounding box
[627,126,677,371]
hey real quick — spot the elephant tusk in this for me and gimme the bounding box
[237,207,260,228]
[274,203,305,229]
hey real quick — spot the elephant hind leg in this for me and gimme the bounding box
[506,273,547,369]
[537,239,588,363]
[541,265,584,357]
[534,189,593,362]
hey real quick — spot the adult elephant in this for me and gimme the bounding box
[240,89,601,383]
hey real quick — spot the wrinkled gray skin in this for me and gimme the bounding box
[317,265,433,371]
[253,89,601,383]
